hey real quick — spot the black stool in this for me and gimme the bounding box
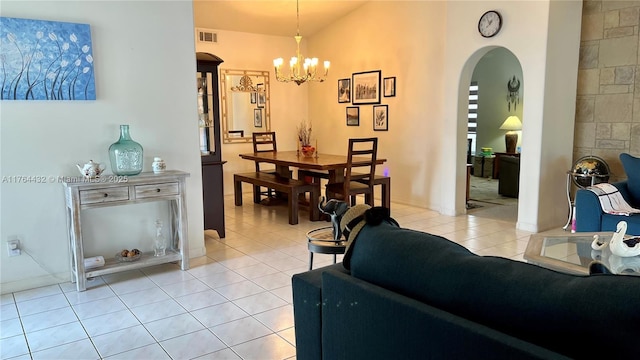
[306,226,346,270]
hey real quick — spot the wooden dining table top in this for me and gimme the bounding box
[239,151,386,171]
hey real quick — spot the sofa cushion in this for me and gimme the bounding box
[348,222,640,359]
[620,153,640,204]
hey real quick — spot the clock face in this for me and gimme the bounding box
[478,11,502,38]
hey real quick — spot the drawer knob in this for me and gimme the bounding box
[156,188,161,192]
[103,193,108,198]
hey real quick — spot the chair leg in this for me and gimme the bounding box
[309,252,313,270]
[365,193,374,206]
[234,178,243,206]
[253,185,261,203]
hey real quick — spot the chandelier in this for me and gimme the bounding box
[273,0,330,85]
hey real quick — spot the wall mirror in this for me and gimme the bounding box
[220,69,270,143]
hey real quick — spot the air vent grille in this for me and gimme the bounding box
[197,29,217,43]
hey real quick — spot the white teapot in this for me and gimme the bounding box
[76,160,105,179]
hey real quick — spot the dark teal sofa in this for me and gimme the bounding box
[292,222,640,360]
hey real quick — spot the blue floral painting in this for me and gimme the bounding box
[0,17,96,100]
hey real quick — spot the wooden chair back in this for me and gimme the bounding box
[252,132,277,172]
[343,137,378,199]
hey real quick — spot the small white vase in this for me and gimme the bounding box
[152,157,166,173]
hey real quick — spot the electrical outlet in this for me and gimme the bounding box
[7,239,21,257]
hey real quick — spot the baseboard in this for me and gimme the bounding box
[1,271,71,295]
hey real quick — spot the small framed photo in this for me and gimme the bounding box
[338,78,351,103]
[257,83,265,108]
[384,77,396,97]
[352,70,381,105]
[250,92,257,104]
[346,106,359,126]
[254,108,263,127]
[373,105,388,131]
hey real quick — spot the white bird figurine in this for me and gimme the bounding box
[609,221,640,257]
[591,234,607,250]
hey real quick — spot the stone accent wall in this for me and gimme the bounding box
[576,0,640,180]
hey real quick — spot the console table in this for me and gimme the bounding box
[63,171,190,291]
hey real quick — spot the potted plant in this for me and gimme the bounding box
[297,120,315,157]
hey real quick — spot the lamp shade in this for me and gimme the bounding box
[499,115,522,131]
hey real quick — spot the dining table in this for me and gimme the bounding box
[238,150,387,184]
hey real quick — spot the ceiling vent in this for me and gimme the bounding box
[197,28,218,44]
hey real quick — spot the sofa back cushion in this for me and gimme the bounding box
[348,222,640,359]
[620,152,640,204]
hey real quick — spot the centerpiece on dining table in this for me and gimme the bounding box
[297,120,316,158]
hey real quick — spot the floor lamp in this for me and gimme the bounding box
[499,115,522,154]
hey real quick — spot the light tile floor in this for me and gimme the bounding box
[1,193,550,360]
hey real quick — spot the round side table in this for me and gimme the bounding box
[306,226,346,270]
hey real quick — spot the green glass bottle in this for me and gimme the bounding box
[108,125,143,175]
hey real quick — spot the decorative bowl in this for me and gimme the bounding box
[301,145,316,158]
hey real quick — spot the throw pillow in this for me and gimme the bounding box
[620,153,640,203]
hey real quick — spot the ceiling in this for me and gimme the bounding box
[193,0,369,37]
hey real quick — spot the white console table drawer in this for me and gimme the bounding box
[135,182,179,199]
[80,187,130,204]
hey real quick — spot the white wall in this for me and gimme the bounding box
[308,1,447,209]
[0,1,204,293]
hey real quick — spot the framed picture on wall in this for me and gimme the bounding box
[346,106,359,126]
[338,78,351,103]
[352,70,381,105]
[254,108,263,127]
[251,92,257,104]
[384,77,396,97]
[373,105,388,131]
[257,83,265,108]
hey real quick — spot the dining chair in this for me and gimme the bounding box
[252,131,278,202]
[325,137,378,206]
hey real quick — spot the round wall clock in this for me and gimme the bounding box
[478,10,502,38]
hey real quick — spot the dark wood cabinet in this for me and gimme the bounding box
[197,52,226,238]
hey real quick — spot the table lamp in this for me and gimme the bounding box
[499,115,522,154]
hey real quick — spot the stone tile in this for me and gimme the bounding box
[612,123,632,139]
[594,93,633,122]
[615,65,635,84]
[596,123,612,138]
[605,26,635,38]
[620,7,639,26]
[580,44,599,69]
[575,96,595,122]
[577,69,600,95]
[583,0,601,14]
[602,1,637,11]
[631,124,640,153]
[599,36,638,67]
[600,67,615,84]
[596,139,626,149]
[633,98,640,122]
[581,13,604,41]
[600,84,630,93]
[604,10,619,29]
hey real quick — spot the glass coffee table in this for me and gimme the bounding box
[524,232,640,276]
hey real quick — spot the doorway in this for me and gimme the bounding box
[465,47,522,222]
